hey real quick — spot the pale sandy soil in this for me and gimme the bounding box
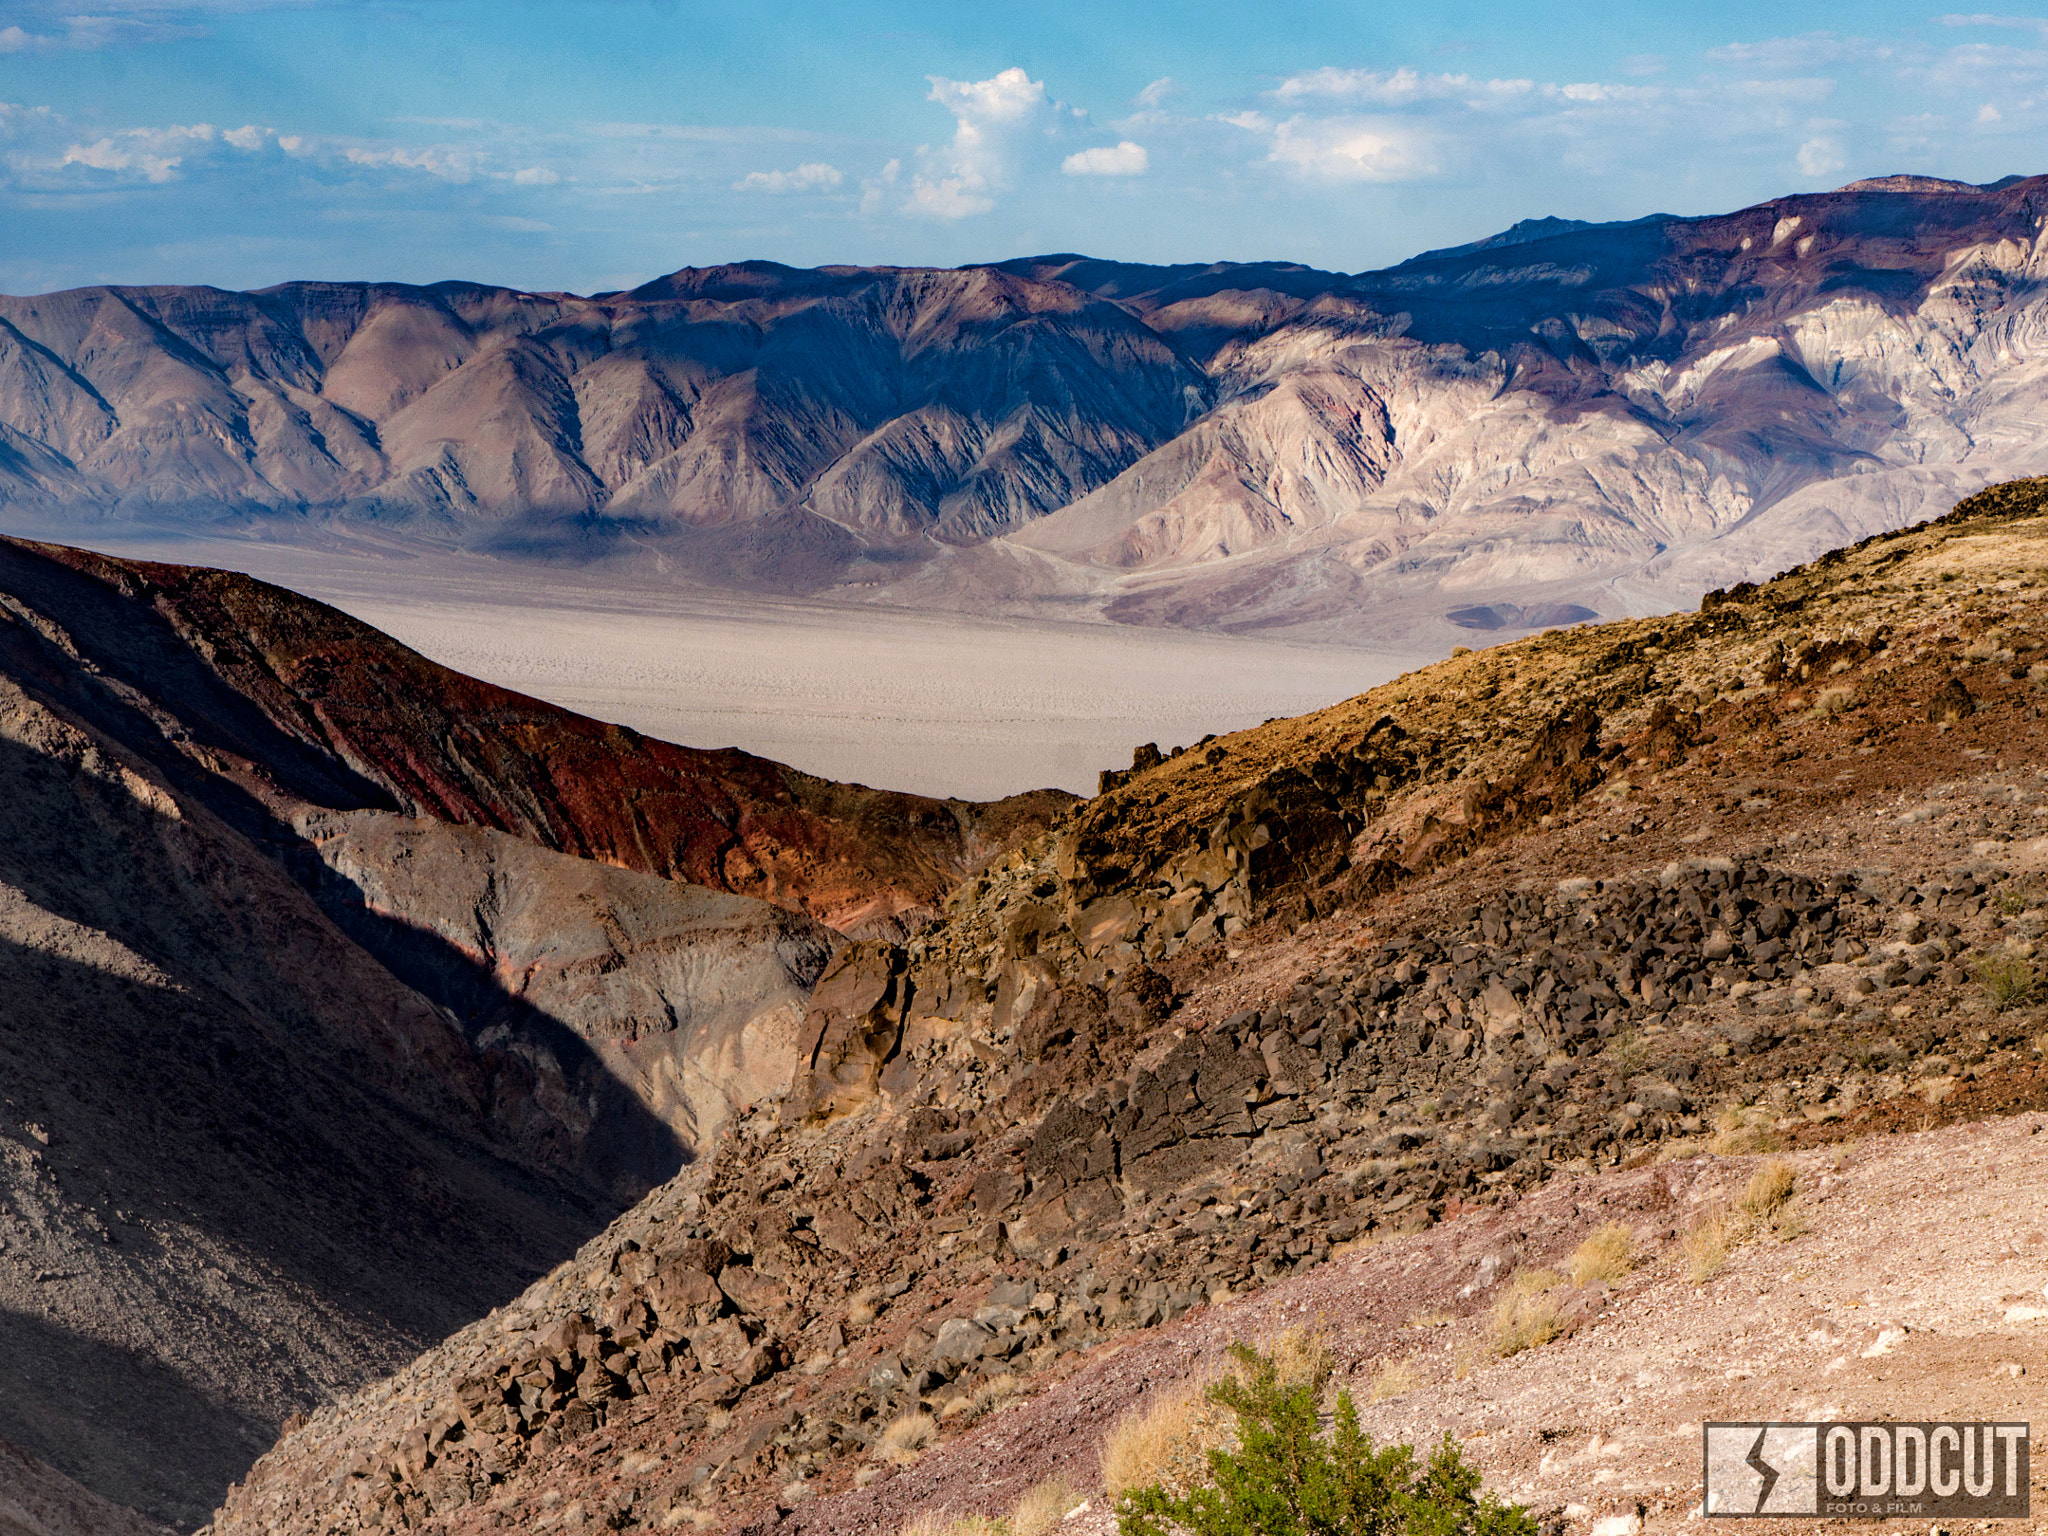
[27,530,1429,801]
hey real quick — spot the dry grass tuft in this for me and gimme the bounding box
[1369,1357,1421,1402]
[1738,1158,1796,1220]
[1606,1028,1650,1072]
[1709,1104,1782,1155]
[1009,1475,1083,1536]
[1489,1267,1564,1356]
[1683,1214,1737,1281]
[1568,1222,1636,1284]
[875,1412,937,1465]
[964,1372,1023,1421]
[1686,1157,1802,1282]
[1099,1384,1233,1499]
[1255,1325,1335,1396]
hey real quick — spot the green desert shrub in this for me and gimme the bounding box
[1973,949,2039,1011]
[1116,1342,1535,1536]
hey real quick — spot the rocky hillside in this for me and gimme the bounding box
[0,1435,165,1536]
[0,539,1062,1526]
[208,476,2048,1534]
[6,177,2048,638]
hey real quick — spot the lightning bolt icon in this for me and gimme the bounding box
[1746,1428,1780,1510]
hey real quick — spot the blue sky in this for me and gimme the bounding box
[2,0,2045,295]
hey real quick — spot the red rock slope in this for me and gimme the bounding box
[0,536,1073,936]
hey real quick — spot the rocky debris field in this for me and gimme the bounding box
[206,479,2048,1536]
[763,1110,2048,1536]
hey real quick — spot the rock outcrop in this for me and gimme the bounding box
[304,811,839,1172]
[209,477,2048,1535]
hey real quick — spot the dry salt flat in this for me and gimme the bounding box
[31,528,1431,801]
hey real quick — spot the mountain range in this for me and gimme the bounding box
[4,174,2047,638]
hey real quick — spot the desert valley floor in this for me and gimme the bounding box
[24,527,1428,801]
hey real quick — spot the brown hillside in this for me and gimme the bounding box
[211,477,2048,1536]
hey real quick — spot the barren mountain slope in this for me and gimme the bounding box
[8,179,2048,638]
[0,638,610,1529]
[210,477,2048,1535]
[1012,175,2048,636]
[0,539,1063,1527]
[0,537,1072,936]
[0,268,1202,556]
[0,1436,166,1536]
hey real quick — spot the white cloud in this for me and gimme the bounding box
[1705,33,1901,71]
[1796,135,1846,176]
[904,65,1050,220]
[1135,77,1179,108]
[0,13,199,51]
[1978,101,2004,120]
[859,156,900,217]
[904,172,993,219]
[1555,81,1663,103]
[732,161,843,194]
[1939,13,2048,34]
[1061,141,1148,176]
[927,66,1048,130]
[61,121,221,182]
[1258,115,1437,182]
[1272,67,1536,107]
[1918,38,2048,89]
[1275,66,1428,103]
[341,143,476,181]
[511,165,561,185]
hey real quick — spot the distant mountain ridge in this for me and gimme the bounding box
[4,173,2047,636]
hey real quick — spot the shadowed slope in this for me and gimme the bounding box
[0,535,1065,1527]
